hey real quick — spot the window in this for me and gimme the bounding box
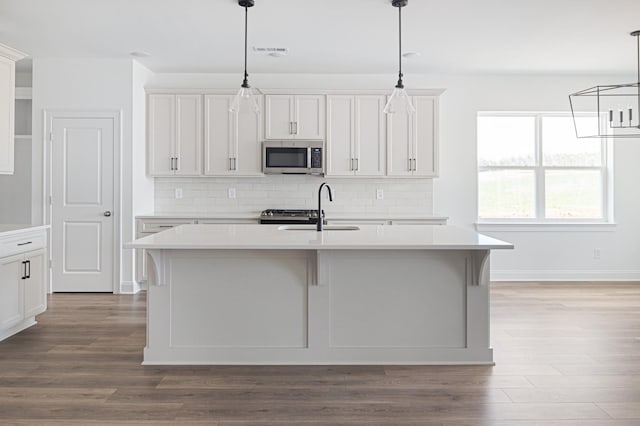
[477,112,610,222]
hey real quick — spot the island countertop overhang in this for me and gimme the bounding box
[124,224,513,251]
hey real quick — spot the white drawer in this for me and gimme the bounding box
[138,219,195,233]
[0,233,46,258]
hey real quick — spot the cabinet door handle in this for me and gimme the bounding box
[17,241,32,246]
[26,260,30,279]
[350,158,354,171]
[354,158,359,171]
[170,157,174,170]
[174,157,179,171]
[229,158,232,171]
[294,122,298,135]
[412,158,417,171]
[21,261,27,280]
[233,158,237,171]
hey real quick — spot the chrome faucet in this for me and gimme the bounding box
[317,182,333,231]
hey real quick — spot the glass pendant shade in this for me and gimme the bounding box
[230,86,260,113]
[383,86,415,114]
[229,0,259,114]
[384,0,414,115]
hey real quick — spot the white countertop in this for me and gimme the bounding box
[135,212,449,221]
[125,224,512,251]
[136,212,261,220]
[0,224,50,238]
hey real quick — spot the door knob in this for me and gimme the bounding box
[104,211,112,217]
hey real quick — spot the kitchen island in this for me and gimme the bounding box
[125,224,512,365]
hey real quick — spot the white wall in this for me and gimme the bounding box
[151,72,640,280]
[155,176,433,215]
[31,57,141,293]
[127,61,155,293]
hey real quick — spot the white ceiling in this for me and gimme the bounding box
[1,0,639,75]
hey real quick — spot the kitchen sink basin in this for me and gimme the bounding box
[277,225,360,231]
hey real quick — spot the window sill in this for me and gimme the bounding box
[475,222,617,232]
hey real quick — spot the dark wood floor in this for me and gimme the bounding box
[0,282,639,425]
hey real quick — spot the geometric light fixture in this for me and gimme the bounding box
[229,0,260,114]
[569,30,640,138]
[383,0,416,115]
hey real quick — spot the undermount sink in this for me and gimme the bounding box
[277,225,360,231]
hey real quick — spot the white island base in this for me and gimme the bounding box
[134,224,513,365]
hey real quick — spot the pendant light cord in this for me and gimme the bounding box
[396,5,404,89]
[242,5,249,88]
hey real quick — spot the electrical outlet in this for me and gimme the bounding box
[376,189,384,200]
[593,248,601,260]
[175,188,183,199]
[227,188,236,199]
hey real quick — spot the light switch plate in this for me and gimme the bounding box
[376,189,384,200]
[228,188,236,199]
[175,188,183,199]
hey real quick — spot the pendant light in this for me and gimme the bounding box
[569,30,640,138]
[383,0,415,115]
[229,0,260,113]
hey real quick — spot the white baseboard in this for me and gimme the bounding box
[120,280,147,294]
[491,269,640,282]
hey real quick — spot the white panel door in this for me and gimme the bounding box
[265,95,294,139]
[355,95,386,176]
[174,95,202,176]
[51,117,114,292]
[326,96,355,176]
[387,103,413,177]
[295,95,325,140]
[0,254,23,329]
[24,249,46,318]
[147,94,175,176]
[204,95,234,176]
[413,96,437,177]
[235,98,263,176]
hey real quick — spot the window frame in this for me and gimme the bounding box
[476,111,613,225]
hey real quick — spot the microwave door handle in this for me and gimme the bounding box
[307,148,312,170]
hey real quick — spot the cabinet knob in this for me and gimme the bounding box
[104,211,112,217]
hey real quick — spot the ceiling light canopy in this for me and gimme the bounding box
[230,0,260,114]
[383,0,415,115]
[569,30,640,138]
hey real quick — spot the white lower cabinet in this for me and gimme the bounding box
[0,229,47,341]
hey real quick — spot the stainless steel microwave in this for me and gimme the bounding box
[262,140,324,175]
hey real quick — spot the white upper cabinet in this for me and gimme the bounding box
[204,94,262,176]
[265,94,325,140]
[0,43,27,175]
[147,94,202,176]
[326,95,386,177]
[387,95,439,177]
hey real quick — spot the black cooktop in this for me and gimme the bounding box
[260,209,324,224]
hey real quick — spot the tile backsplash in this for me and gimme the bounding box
[155,176,433,215]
